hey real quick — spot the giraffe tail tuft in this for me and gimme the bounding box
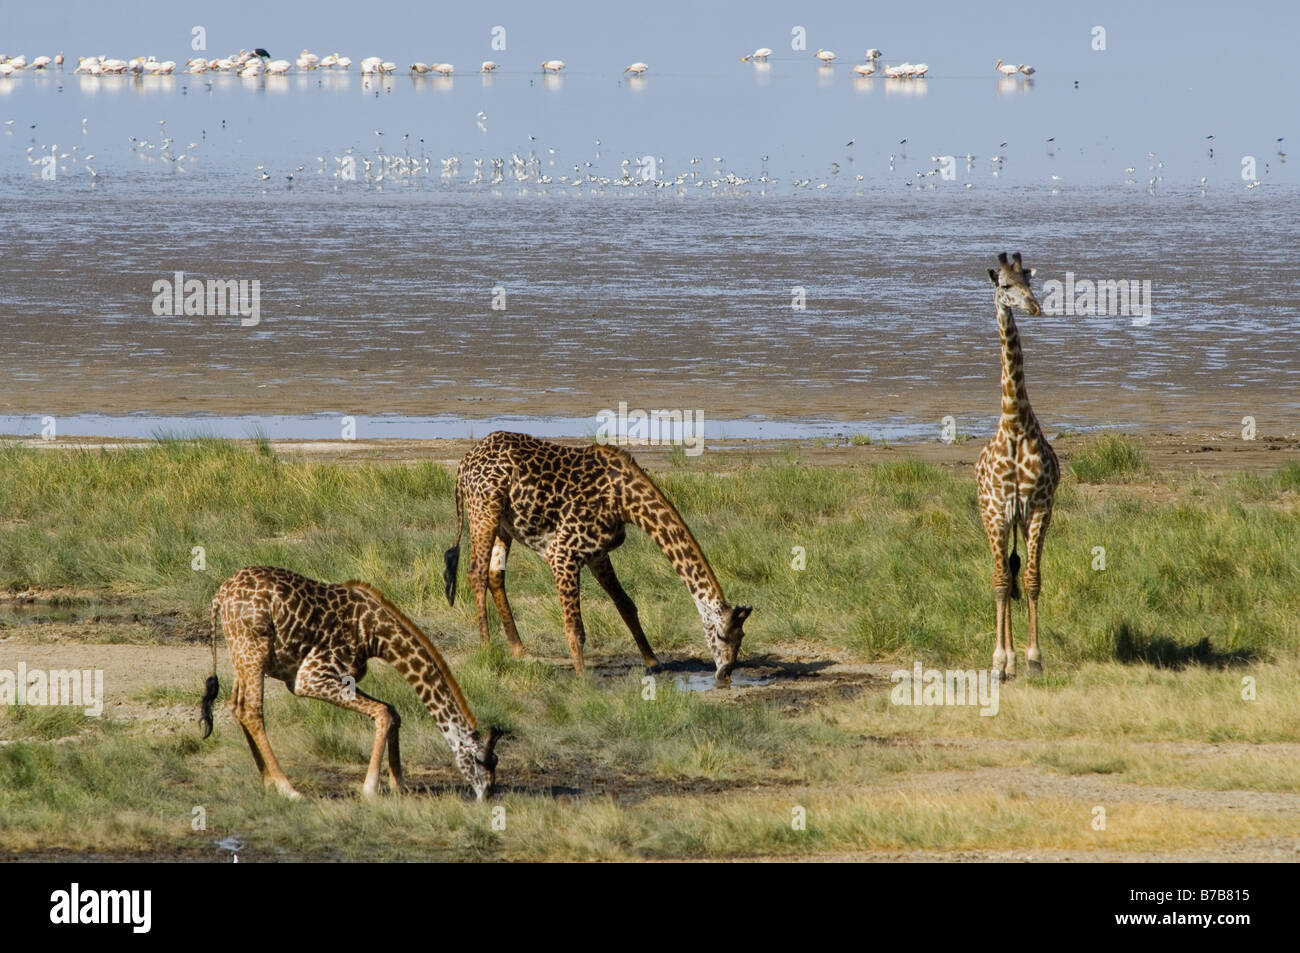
[1008,551,1022,601]
[199,676,219,739]
[444,477,464,606]
[200,596,221,738]
[443,545,460,606]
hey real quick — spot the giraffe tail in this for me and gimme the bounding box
[1008,546,1022,601]
[443,477,464,606]
[199,597,221,739]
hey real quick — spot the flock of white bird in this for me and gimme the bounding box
[0,45,1039,80]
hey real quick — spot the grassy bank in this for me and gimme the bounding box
[1,437,1296,668]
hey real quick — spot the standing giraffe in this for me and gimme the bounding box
[974,252,1060,680]
[201,566,502,800]
[444,431,752,680]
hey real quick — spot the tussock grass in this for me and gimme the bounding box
[0,439,1296,669]
[1069,434,1149,482]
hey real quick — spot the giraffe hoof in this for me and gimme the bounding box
[1027,659,1043,675]
[509,645,527,659]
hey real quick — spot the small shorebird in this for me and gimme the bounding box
[624,62,648,75]
[541,59,565,72]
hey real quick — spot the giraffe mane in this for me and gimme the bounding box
[344,581,477,730]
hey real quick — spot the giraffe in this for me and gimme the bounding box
[974,252,1060,681]
[443,431,752,681]
[200,566,503,800]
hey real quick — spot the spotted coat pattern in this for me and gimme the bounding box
[202,566,501,800]
[974,252,1061,680]
[444,431,752,679]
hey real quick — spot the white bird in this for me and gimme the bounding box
[1018,64,1035,75]
[32,55,51,69]
[319,53,339,68]
[740,47,772,62]
[624,62,648,75]
[541,59,565,72]
[995,59,1020,76]
[410,62,432,74]
[866,48,882,60]
[336,56,352,69]
[851,63,876,76]
[815,49,836,65]
[54,52,64,67]
[909,63,929,78]
[481,61,499,72]
[432,62,453,75]
[266,59,291,75]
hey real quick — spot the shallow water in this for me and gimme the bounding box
[2,14,1297,438]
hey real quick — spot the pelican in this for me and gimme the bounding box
[32,55,51,69]
[851,63,876,76]
[410,62,432,73]
[0,64,13,78]
[740,47,772,62]
[1018,64,1035,75]
[881,64,907,79]
[9,55,26,69]
[481,60,499,72]
[319,53,339,68]
[624,61,648,75]
[54,52,64,67]
[541,59,565,72]
[432,62,453,75]
[909,62,929,78]
[378,61,397,73]
[815,49,836,65]
[298,49,319,69]
[995,59,1019,76]
[866,48,882,60]
[266,59,292,74]
[336,56,352,69]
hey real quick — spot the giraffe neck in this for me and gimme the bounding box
[996,301,1036,436]
[620,470,728,619]
[361,600,478,747]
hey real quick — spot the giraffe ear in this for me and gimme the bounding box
[988,269,999,285]
[1012,251,1023,269]
[997,252,1009,265]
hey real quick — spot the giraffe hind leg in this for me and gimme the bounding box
[487,535,527,658]
[227,624,301,799]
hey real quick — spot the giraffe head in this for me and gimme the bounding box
[988,251,1041,316]
[708,603,753,681]
[457,725,504,801]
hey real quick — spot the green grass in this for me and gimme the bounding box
[1,438,1296,669]
[1069,433,1149,482]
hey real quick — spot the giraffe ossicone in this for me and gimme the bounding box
[202,566,502,800]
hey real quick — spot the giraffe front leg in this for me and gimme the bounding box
[548,556,587,675]
[294,656,397,798]
[386,710,405,793]
[589,554,660,670]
